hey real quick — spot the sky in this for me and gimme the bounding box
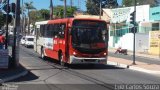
[10,0,122,11]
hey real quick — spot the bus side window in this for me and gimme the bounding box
[54,24,59,38]
[59,23,66,39]
[44,24,50,38]
[40,25,44,37]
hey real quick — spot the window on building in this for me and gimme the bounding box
[152,23,159,31]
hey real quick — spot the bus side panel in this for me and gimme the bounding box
[45,49,58,60]
[36,37,45,55]
[59,39,66,61]
[52,38,59,60]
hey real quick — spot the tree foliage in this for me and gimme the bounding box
[53,6,77,18]
[122,0,159,7]
[122,0,132,7]
[24,1,36,10]
[28,6,77,24]
[39,9,50,20]
[86,0,118,15]
[29,10,41,24]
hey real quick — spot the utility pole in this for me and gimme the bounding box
[63,0,66,18]
[21,0,24,35]
[70,0,72,8]
[28,8,30,35]
[12,0,20,67]
[5,0,9,49]
[99,0,102,19]
[132,0,136,65]
[50,0,53,20]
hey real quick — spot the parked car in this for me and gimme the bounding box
[20,36,26,45]
[21,36,34,48]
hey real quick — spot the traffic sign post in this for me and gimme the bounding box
[132,0,137,65]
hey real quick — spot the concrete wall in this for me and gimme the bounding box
[149,31,160,55]
[108,36,114,48]
[110,33,149,52]
[136,33,149,52]
[103,5,150,23]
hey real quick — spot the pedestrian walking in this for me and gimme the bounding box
[0,33,5,49]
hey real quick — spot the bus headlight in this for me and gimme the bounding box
[104,52,107,56]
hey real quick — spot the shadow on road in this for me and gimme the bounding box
[9,71,39,83]
[38,57,125,70]
[68,64,125,70]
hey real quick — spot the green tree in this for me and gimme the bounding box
[86,0,118,15]
[29,10,41,24]
[122,0,158,7]
[53,5,77,18]
[39,9,50,20]
[122,0,132,7]
[24,1,36,34]
[53,6,64,18]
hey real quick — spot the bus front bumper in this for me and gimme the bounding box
[69,56,107,64]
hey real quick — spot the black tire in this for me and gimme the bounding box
[59,53,65,66]
[26,45,28,48]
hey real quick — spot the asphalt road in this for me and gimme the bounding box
[1,46,160,90]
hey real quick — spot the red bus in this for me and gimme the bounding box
[34,18,109,66]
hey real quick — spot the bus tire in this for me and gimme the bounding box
[59,53,65,66]
[41,48,46,60]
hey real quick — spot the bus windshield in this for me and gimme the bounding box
[71,20,107,53]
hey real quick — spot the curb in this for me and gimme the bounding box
[107,61,160,75]
[0,70,28,83]
[108,50,160,61]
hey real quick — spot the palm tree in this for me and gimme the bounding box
[60,0,67,18]
[24,1,36,35]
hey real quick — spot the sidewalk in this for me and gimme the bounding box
[109,47,160,60]
[0,64,28,83]
[107,48,160,75]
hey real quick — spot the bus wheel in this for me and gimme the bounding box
[41,48,46,60]
[59,53,65,66]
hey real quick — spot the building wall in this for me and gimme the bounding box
[149,31,160,55]
[150,6,160,21]
[114,33,149,52]
[139,22,152,33]
[103,5,150,23]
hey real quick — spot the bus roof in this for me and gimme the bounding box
[35,21,49,25]
[35,18,109,25]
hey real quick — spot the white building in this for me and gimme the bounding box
[103,5,150,52]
